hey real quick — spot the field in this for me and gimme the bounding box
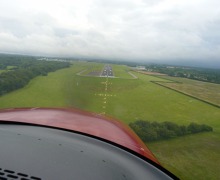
[0,65,17,74]
[149,132,220,179]
[0,61,220,179]
[78,62,104,76]
[0,70,6,74]
[111,64,135,78]
[153,76,220,107]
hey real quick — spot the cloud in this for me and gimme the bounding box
[0,0,220,66]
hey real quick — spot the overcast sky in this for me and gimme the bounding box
[0,0,220,66]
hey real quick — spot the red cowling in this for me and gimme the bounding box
[0,108,159,164]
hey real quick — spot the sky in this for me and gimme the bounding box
[0,0,220,67]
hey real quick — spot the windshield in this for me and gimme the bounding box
[0,0,220,179]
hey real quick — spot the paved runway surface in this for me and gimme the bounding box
[101,65,114,77]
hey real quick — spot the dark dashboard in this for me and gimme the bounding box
[0,124,175,180]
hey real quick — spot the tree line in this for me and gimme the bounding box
[144,64,220,84]
[0,55,70,95]
[129,120,213,142]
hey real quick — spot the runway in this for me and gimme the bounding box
[100,65,114,77]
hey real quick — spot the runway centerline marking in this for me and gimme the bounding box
[95,74,116,115]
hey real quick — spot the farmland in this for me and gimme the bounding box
[0,61,219,179]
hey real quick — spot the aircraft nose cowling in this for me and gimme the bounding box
[0,107,159,164]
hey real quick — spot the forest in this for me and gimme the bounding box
[0,54,70,95]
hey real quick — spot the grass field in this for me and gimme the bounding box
[111,64,134,78]
[0,63,85,108]
[0,69,6,74]
[0,66,17,74]
[154,76,220,106]
[148,132,220,180]
[6,65,17,70]
[0,62,219,179]
[79,62,104,76]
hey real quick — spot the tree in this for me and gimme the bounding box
[129,120,213,142]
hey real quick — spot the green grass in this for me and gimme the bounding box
[6,65,17,70]
[0,62,220,179]
[155,76,220,106]
[148,132,220,180]
[0,62,85,108]
[0,66,17,74]
[66,75,105,111]
[0,69,6,74]
[111,64,134,78]
[80,62,104,76]
[107,72,220,126]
